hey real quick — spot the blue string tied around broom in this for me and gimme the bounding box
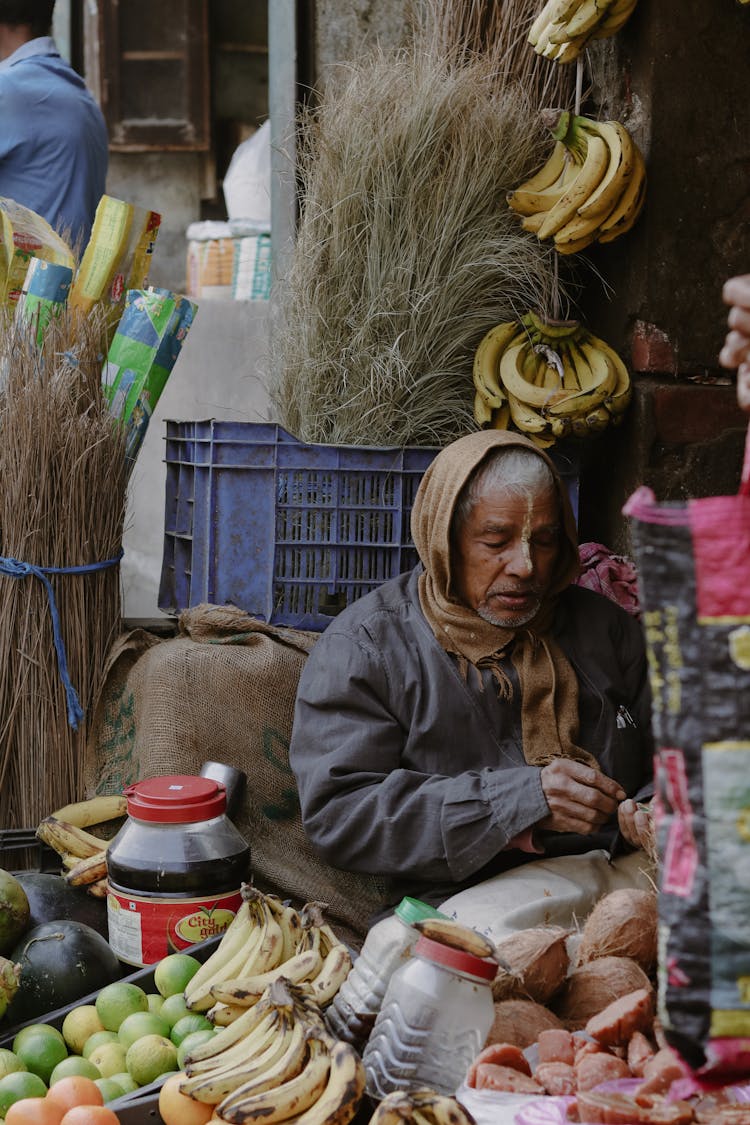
[0,549,124,730]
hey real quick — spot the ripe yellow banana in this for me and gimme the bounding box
[546,338,616,417]
[184,998,275,1065]
[498,341,565,410]
[51,794,127,827]
[267,897,304,964]
[522,311,582,342]
[537,131,609,240]
[507,392,552,437]
[528,0,582,46]
[598,147,647,241]
[412,917,496,960]
[185,896,266,1011]
[510,140,567,195]
[64,850,108,887]
[209,1020,309,1107]
[87,879,109,898]
[184,1006,282,1077]
[289,1040,365,1125]
[36,816,111,860]
[564,0,618,39]
[490,402,511,430]
[553,210,601,253]
[576,119,637,221]
[240,889,286,978]
[472,321,521,408]
[473,391,493,426]
[302,943,353,1007]
[592,0,638,36]
[507,156,577,217]
[590,336,632,416]
[182,1015,296,1103]
[217,1034,332,1125]
[210,948,324,1006]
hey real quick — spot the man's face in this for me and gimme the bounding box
[452,485,562,628]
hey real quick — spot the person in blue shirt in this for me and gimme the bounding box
[0,0,108,251]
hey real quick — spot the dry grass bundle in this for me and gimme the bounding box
[272,47,569,447]
[0,308,127,831]
[411,0,576,111]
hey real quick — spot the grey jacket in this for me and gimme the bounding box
[289,566,653,906]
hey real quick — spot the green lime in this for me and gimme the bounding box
[61,1004,105,1055]
[0,1071,47,1115]
[15,1031,67,1084]
[158,993,191,1029]
[11,1025,65,1054]
[95,1076,125,1102]
[118,1011,171,1050]
[87,1041,127,1079]
[146,993,165,1015]
[81,1030,119,1059]
[95,981,149,1032]
[153,953,202,998]
[109,1071,139,1095]
[125,1034,178,1087]
[49,1055,101,1084]
[177,1029,215,1070]
[170,1014,213,1048]
[0,1049,26,1080]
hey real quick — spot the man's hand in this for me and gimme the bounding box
[538,759,626,835]
[617,798,655,854]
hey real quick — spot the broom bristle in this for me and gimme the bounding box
[271,45,573,446]
[0,307,127,833]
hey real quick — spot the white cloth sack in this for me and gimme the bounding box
[223,120,271,225]
[439,848,655,947]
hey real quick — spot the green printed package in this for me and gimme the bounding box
[102,287,197,469]
[16,258,74,343]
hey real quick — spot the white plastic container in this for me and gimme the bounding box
[326,896,446,1048]
[362,934,496,1098]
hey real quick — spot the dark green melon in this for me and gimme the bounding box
[4,920,123,1027]
[13,872,107,938]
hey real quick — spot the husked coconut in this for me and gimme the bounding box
[486,998,563,1048]
[550,955,652,1030]
[492,926,570,1003]
[576,888,658,974]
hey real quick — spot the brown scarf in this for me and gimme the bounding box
[411,430,598,769]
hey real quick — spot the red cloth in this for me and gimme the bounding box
[575,542,641,618]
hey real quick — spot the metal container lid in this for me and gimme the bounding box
[124,775,227,823]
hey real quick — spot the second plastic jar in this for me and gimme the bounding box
[362,934,496,1098]
[326,896,446,1048]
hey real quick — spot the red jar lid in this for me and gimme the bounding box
[413,935,497,982]
[124,775,227,823]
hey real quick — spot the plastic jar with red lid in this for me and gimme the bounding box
[106,774,251,967]
[361,933,496,1098]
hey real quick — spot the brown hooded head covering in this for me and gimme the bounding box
[411,429,597,769]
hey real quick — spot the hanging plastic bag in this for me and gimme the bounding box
[223,119,271,228]
[624,426,750,1078]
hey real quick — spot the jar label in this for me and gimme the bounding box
[106,886,243,966]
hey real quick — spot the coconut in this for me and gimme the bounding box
[575,889,658,974]
[551,955,652,1030]
[492,926,570,1003]
[0,869,30,956]
[486,998,564,1048]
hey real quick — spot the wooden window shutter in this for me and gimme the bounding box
[86,0,210,152]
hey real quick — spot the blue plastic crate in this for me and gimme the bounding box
[158,422,440,630]
[158,422,580,632]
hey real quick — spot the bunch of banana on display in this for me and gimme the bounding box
[184,886,353,1023]
[507,109,646,254]
[529,0,639,62]
[368,1087,478,1125]
[179,977,366,1125]
[35,794,128,898]
[472,310,632,446]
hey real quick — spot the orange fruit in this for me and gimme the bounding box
[5,1098,64,1125]
[158,1072,214,1125]
[59,1108,120,1125]
[46,1077,104,1115]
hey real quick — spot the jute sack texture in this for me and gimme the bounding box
[85,603,387,942]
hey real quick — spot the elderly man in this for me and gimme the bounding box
[289,430,654,929]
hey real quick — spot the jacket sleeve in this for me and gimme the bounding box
[288,628,550,884]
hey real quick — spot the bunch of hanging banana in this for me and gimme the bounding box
[179,977,366,1125]
[368,1087,478,1125]
[529,0,639,62]
[473,310,631,447]
[507,109,646,254]
[184,886,353,1021]
[35,794,128,898]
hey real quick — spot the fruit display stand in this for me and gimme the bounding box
[0,934,221,1113]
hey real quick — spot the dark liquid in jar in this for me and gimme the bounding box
[108,819,251,896]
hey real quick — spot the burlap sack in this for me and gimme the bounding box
[85,604,388,944]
